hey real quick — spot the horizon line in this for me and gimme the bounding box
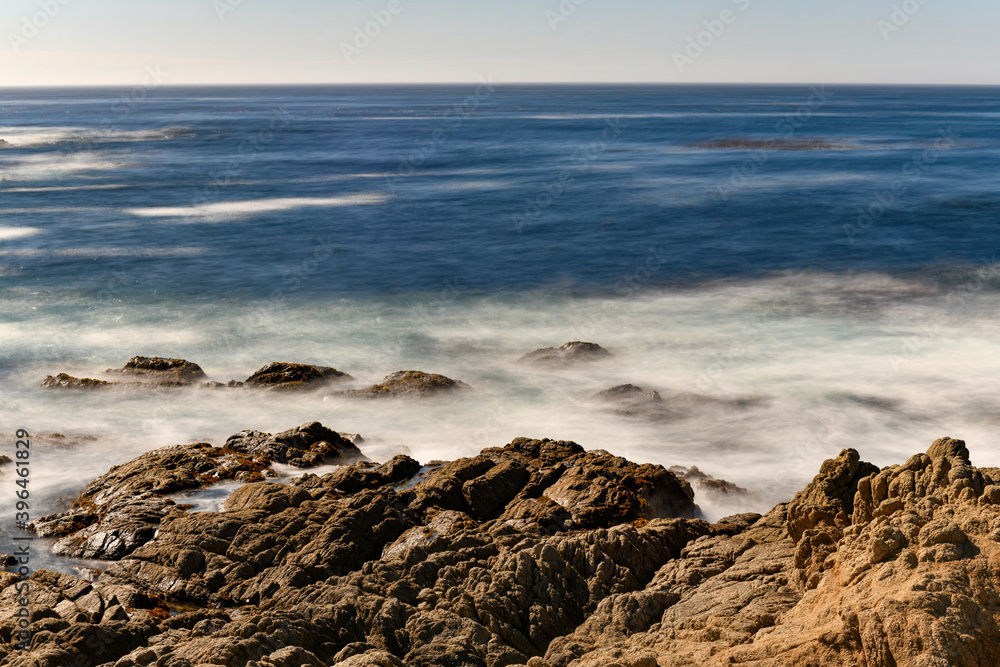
[2,81,999,89]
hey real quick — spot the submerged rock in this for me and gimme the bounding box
[106,356,207,382]
[593,383,764,422]
[518,341,611,366]
[340,370,471,398]
[243,362,351,390]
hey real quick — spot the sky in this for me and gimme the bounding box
[0,0,997,86]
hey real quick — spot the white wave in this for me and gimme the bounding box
[0,247,207,257]
[2,184,130,193]
[6,270,1000,535]
[0,126,192,148]
[0,226,42,241]
[126,195,388,221]
[1,152,129,178]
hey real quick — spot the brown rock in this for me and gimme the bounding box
[518,341,611,367]
[340,370,471,398]
[244,361,351,390]
[106,356,207,382]
[31,422,365,560]
[41,373,116,389]
[16,432,1000,667]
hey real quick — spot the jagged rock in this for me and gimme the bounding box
[3,427,707,667]
[518,341,611,366]
[0,139,9,147]
[670,465,753,520]
[41,373,115,389]
[340,370,471,398]
[41,373,188,390]
[670,465,749,497]
[106,356,207,382]
[244,362,351,390]
[13,434,1000,667]
[31,422,365,560]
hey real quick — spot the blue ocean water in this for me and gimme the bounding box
[2,84,998,296]
[3,85,1000,571]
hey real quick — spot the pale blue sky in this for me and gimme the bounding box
[1,0,997,86]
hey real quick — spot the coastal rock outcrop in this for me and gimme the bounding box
[5,426,701,667]
[518,342,611,367]
[340,370,471,398]
[10,434,1000,667]
[40,358,352,391]
[243,362,351,390]
[30,422,364,561]
[106,356,207,382]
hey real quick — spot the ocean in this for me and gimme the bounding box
[2,84,1000,571]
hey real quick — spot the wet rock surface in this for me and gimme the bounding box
[40,358,351,392]
[106,356,207,382]
[8,434,1000,667]
[30,422,365,561]
[518,342,611,367]
[243,362,351,390]
[340,371,471,398]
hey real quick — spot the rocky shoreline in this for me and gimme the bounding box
[8,346,1000,665]
[4,418,1000,666]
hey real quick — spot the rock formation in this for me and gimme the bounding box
[340,371,471,398]
[243,362,351,391]
[518,342,611,367]
[6,434,1000,667]
[105,356,208,382]
[40,359,351,392]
